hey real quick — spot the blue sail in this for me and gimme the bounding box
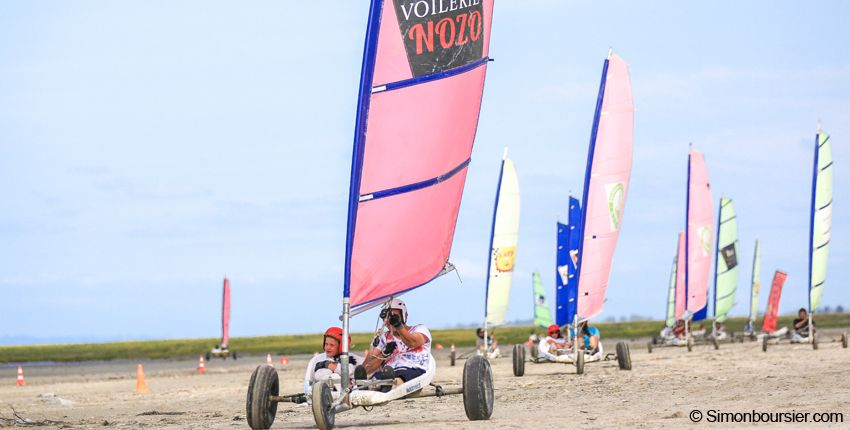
[556,196,582,326]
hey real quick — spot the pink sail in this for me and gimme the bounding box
[686,148,713,314]
[674,232,686,320]
[346,1,495,307]
[576,53,634,320]
[221,277,230,348]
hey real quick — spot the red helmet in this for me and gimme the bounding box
[324,327,352,347]
[547,324,560,335]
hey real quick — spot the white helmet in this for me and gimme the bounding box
[382,298,409,324]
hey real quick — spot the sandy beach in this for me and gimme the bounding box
[2,330,849,429]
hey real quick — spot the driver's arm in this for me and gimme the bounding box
[363,347,385,374]
[393,326,426,350]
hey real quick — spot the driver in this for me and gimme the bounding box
[569,320,602,359]
[303,327,363,398]
[791,308,816,342]
[537,324,570,361]
[361,299,432,388]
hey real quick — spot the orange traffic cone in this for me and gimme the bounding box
[135,364,150,393]
[265,354,273,367]
[450,344,456,353]
[15,365,25,387]
[197,356,207,374]
[434,343,443,350]
[279,357,289,367]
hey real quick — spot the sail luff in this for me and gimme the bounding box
[685,147,713,320]
[484,156,507,320]
[485,156,520,326]
[533,271,554,327]
[343,0,384,301]
[221,277,230,348]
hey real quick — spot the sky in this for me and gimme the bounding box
[1,1,849,345]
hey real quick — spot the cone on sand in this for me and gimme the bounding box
[266,354,273,367]
[16,365,25,387]
[135,364,150,393]
[197,355,207,374]
[450,344,456,353]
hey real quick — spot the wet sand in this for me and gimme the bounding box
[2,329,849,429]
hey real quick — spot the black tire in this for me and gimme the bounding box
[205,352,211,362]
[687,337,693,352]
[651,335,659,345]
[842,333,848,349]
[530,342,539,360]
[616,342,631,370]
[511,344,525,377]
[647,342,653,354]
[246,365,279,430]
[462,355,494,421]
[812,333,818,350]
[762,336,768,352]
[311,381,335,430]
[450,350,456,367]
[575,350,585,375]
[712,336,719,350]
[233,351,238,360]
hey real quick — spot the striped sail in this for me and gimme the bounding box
[748,240,761,324]
[485,155,521,326]
[809,129,833,312]
[343,0,495,307]
[713,197,739,323]
[574,52,634,321]
[665,253,677,328]
[685,147,713,321]
[533,271,554,328]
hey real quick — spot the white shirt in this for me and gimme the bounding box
[376,324,431,371]
[303,352,364,395]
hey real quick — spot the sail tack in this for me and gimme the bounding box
[713,197,739,323]
[809,129,833,312]
[685,147,713,320]
[344,0,495,307]
[574,52,634,321]
[485,156,521,326]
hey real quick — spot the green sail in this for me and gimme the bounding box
[748,240,761,324]
[810,130,833,311]
[532,271,553,327]
[666,254,677,327]
[713,197,739,323]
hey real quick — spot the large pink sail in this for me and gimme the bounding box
[674,232,686,320]
[345,1,495,307]
[686,148,713,314]
[221,277,230,348]
[576,53,634,320]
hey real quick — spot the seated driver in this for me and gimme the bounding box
[476,327,501,358]
[303,327,363,399]
[569,320,602,359]
[791,308,816,342]
[537,324,570,361]
[713,321,727,340]
[362,299,431,388]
